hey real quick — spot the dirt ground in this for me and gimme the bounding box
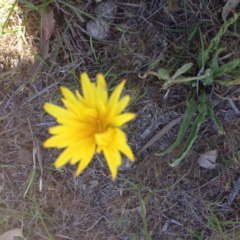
[1,0,240,239]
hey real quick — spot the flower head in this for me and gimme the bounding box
[43,72,135,180]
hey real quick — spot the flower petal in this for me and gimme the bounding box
[119,142,134,161]
[44,103,77,119]
[115,129,134,161]
[110,113,136,126]
[75,142,95,176]
[75,90,85,103]
[81,72,96,106]
[108,80,126,110]
[70,139,95,165]
[49,124,93,135]
[103,147,122,180]
[96,73,108,104]
[54,147,72,168]
[60,86,78,104]
[56,117,84,125]
[43,134,81,148]
[61,98,83,118]
[115,95,131,115]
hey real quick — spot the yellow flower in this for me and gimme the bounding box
[43,72,136,180]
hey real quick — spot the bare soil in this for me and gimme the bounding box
[1,0,240,239]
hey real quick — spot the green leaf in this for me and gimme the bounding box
[158,68,170,80]
[215,78,240,86]
[156,94,196,156]
[226,69,240,78]
[203,12,240,65]
[172,63,193,79]
[169,90,206,167]
[162,81,172,89]
[202,68,214,86]
[210,48,225,72]
[206,101,225,134]
[213,58,240,77]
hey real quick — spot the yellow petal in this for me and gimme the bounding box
[44,103,77,119]
[96,74,108,104]
[75,142,95,176]
[56,117,85,125]
[61,98,83,118]
[115,129,134,161]
[108,80,126,110]
[54,147,72,168]
[60,86,78,104]
[103,147,122,180]
[115,95,131,115]
[110,113,136,126]
[80,72,96,106]
[43,134,81,148]
[75,90,86,104]
[49,124,93,135]
[119,142,134,161]
[95,128,113,147]
[61,98,98,120]
[70,139,96,165]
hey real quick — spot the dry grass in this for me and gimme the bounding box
[1,0,240,239]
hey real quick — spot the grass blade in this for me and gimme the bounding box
[2,0,17,34]
[156,94,196,156]
[169,90,206,167]
[203,12,240,65]
[206,101,225,134]
[170,23,200,71]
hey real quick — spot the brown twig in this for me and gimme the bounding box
[137,115,184,156]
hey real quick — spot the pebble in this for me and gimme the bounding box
[86,0,117,40]
[86,20,110,40]
[95,0,117,21]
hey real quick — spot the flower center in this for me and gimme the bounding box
[94,127,117,153]
[95,119,108,133]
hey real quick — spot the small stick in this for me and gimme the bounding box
[137,115,184,156]
[228,99,240,114]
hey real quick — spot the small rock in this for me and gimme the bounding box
[224,109,236,122]
[86,19,110,40]
[95,0,117,21]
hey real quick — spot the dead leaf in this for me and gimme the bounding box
[197,150,218,169]
[222,0,240,22]
[42,6,55,41]
[27,118,43,193]
[162,221,169,232]
[28,6,55,76]
[0,228,23,240]
[41,6,55,59]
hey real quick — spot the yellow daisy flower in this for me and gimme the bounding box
[43,72,136,180]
